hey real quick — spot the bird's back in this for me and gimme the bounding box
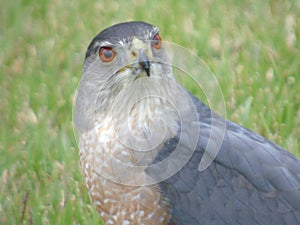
[151,94,300,225]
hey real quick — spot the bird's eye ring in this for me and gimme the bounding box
[99,47,116,62]
[151,34,162,49]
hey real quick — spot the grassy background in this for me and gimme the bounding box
[1,0,299,224]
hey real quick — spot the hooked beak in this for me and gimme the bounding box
[131,51,150,77]
[138,52,150,77]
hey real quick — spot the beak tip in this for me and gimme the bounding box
[145,67,150,76]
[138,52,151,77]
[139,60,150,77]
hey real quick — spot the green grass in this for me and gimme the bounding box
[1,0,299,224]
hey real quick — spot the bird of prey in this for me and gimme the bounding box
[74,21,300,225]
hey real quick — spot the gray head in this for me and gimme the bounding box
[74,21,176,133]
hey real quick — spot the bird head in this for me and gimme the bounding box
[74,21,177,133]
[83,21,172,79]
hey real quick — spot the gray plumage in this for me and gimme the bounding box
[75,21,300,225]
[151,95,300,224]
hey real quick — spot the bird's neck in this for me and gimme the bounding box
[95,80,181,167]
[97,77,182,144]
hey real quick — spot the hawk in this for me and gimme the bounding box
[74,21,300,224]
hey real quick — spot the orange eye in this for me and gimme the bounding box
[151,34,162,49]
[99,47,116,62]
